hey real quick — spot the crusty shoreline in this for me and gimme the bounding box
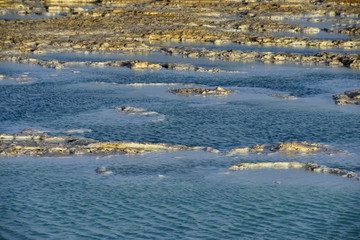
[0,130,347,157]
[0,131,357,180]
[229,162,359,180]
[0,0,360,69]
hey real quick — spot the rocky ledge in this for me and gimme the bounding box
[0,56,238,73]
[0,131,219,156]
[162,47,360,69]
[228,141,344,155]
[169,87,234,96]
[332,89,360,105]
[229,162,358,180]
[1,131,341,157]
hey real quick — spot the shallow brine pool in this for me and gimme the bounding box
[0,51,359,239]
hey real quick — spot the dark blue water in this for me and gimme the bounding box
[1,52,360,239]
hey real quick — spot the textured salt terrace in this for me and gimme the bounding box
[152,42,360,54]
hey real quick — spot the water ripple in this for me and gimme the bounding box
[2,156,360,239]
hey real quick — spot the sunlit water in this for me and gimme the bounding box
[1,50,360,239]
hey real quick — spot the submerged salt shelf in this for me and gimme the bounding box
[0,58,359,150]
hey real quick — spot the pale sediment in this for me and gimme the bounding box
[229,162,359,180]
[332,89,360,105]
[228,141,344,155]
[269,94,298,100]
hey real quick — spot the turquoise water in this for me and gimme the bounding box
[1,153,360,239]
[1,51,360,239]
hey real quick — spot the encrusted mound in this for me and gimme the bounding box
[0,131,219,156]
[95,166,113,176]
[115,106,158,115]
[0,56,241,74]
[169,87,234,96]
[228,141,343,155]
[332,89,360,105]
[229,162,358,180]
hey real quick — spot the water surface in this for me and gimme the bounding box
[1,153,360,239]
[1,48,360,239]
